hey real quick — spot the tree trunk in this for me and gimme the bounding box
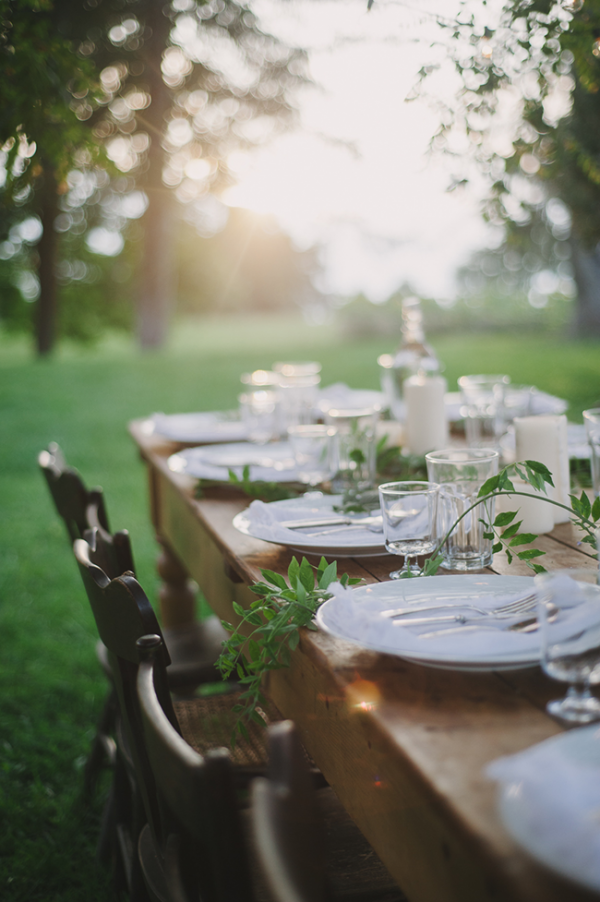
[136,2,174,350]
[569,239,600,336]
[36,167,58,356]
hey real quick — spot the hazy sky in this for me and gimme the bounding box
[223,0,497,302]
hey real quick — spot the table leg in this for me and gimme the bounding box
[156,537,196,630]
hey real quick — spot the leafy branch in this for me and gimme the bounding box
[217,557,361,741]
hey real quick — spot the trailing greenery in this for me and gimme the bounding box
[217,557,361,741]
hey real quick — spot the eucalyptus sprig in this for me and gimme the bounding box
[217,556,361,741]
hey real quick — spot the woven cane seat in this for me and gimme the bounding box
[174,692,283,771]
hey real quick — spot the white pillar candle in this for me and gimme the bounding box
[404,375,448,456]
[514,415,570,524]
[499,480,555,535]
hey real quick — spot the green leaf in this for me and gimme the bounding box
[482,531,494,540]
[530,563,547,574]
[579,490,592,519]
[592,496,600,522]
[422,554,444,576]
[508,533,538,546]
[492,542,502,553]
[288,629,300,651]
[232,601,244,616]
[501,521,523,539]
[349,448,366,465]
[494,510,517,527]
[287,557,300,586]
[478,475,500,497]
[524,460,554,487]
[260,569,289,590]
[318,560,338,589]
[515,549,546,560]
[299,557,315,592]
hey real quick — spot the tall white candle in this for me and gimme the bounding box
[404,375,447,456]
[498,480,555,535]
[514,415,570,524]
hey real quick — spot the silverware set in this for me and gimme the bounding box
[377,592,555,639]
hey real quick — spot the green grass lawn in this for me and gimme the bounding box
[1,314,599,900]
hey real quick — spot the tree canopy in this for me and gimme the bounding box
[0,0,309,351]
[414,0,600,331]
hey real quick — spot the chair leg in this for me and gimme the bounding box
[83,687,118,802]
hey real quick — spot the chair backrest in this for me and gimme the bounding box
[73,530,176,846]
[137,635,255,902]
[251,721,328,902]
[39,442,135,576]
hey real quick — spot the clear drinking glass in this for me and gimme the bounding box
[378,481,439,578]
[425,448,499,570]
[458,374,510,450]
[535,568,600,724]
[277,374,321,433]
[238,390,279,444]
[583,408,600,498]
[287,424,336,487]
[325,406,379,493]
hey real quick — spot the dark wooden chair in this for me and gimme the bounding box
[38,442,230,798]
[251,721,407,902]
[136,634,255,902]
[73,531,281,899]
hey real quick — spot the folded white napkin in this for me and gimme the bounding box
[246,499,381,545]
[486,725,600,893]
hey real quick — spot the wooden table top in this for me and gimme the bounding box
[129,418,600,902]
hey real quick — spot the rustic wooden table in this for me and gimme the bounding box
[129,418,600,902]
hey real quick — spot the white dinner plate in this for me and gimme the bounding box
[233,494,387,558]
[168,441,298,482]
[148,411,248,444]
[492,725,600,894]
[316,575,543,671]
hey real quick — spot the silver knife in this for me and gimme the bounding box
[279,515,382,530]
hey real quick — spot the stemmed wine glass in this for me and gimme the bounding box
[378,481,439,578]
[534,568,600,724]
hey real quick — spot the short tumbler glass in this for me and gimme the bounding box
[425,448,499,571]
[326,406,379,493]
[287,424,336,487]
[458,374,510,450]
[378,481,439,578]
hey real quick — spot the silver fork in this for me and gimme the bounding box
[418,605,559,639]
[380,592,537,620]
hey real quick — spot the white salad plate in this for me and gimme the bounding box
[168,441,298,482]
[489,725,600,894]
[233,494,387,558]
[316,575,544,671]
[147,411,248,444]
